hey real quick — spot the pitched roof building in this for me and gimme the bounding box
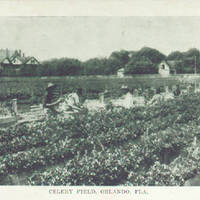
[158,60,177,76]
[0,49,40,67]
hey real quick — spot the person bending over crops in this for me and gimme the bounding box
[111,85,134,108]
[67,88,81,108]
[162,88,174,101]
[44,82,61,114]
[57,88,83,113]
[147,87,163,106]
[173,85,181,97]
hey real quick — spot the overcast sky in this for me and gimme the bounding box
[1,17,200,61]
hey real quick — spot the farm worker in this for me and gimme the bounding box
[11,99,18,115]
[187,84,192,93]
[143,88,150,103]
[67,93,79,107]
[162,91,174,101]
[161,86,174,101]
[173,85,181,97]
[123,92,134,108]
[64,88,82,112]
[133,89,139,96]
[44,82,61,113]
[111,85,132,108]
[148,87,163,106]
[120,85,134,108]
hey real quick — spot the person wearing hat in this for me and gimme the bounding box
[44,82,61,113]
[120,85,129,96]
[173,84,181,97]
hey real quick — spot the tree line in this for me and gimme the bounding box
[1,47,200,76]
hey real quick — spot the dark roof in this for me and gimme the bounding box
[0,50,40,65]
[10,54,26,64]
[25,56,40,65]
[161,60,181,69]
[166,60,177,69]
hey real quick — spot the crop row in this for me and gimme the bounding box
[27,121,198,185]
[127,143,200,186]
[0,121,70,156]
[1,93,200,185]
[27,125,196,186]
[0,135,78,177]
[0,120,190,182]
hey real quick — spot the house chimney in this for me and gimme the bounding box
[18,49,21,57]
[6,48,8,58]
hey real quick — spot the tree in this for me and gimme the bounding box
[109,50,130,67]
[125,55,156,74]
[83,58,108,75]
[184,48,200,58]
[167,51,184,60]
[38,58,83,76]
[183,49,200,73]
[167,48,200,73]
[137,47,166,64]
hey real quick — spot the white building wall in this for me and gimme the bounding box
[158,61,170,77]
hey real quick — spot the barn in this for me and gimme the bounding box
[158,60,177,76]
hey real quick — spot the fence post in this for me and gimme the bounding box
[12,99,18,115]
[165,85,169,93]
[99,92,104,104]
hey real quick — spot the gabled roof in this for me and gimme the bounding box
[1,57,12,64]
[9,54,40,65]
[25,57,40,65]
[10,53,26,64]
[0,49,40,66]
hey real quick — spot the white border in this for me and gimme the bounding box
[0,0,200,16]
[0,0,200,199]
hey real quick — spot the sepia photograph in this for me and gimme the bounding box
[0,16,200,188]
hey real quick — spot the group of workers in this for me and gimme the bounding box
[115,84,182,107]
[43,82,185,114]
[147,85,182,106]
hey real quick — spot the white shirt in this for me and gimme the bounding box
[66,93,80,106]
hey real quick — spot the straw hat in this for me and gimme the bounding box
[47,82,55,88]
[121,85,128,90]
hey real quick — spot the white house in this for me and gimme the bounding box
[158,60,177,77]
[117,68,125,78]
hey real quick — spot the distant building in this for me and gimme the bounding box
[158,60,177,76]
[0,49,40,75]
[117,68,125,78]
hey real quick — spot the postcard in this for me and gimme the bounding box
[0,1,200,200]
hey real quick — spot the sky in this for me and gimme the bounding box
[1,17,200,61]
